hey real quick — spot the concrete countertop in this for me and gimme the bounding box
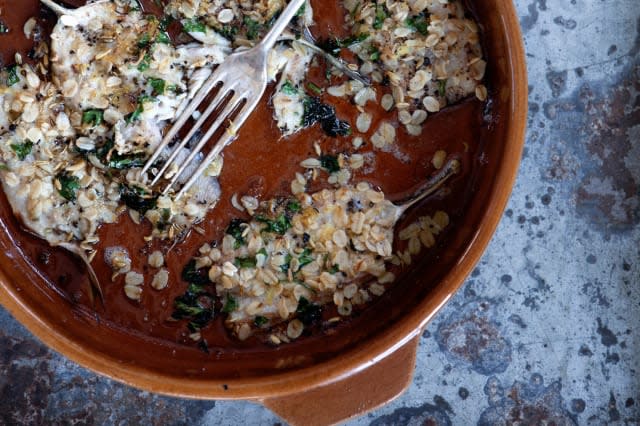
[1,0,638,424]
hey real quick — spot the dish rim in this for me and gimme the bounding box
[0,0,528,400]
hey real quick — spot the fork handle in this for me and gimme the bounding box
[258,0,308,52]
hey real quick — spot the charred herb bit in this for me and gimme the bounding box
[303,97,351,137]
[181,259,211,286]
[82,109,104,127]
[281,80,298,95]
[280,252,293,273]
[198,339,210,353]
[373,5,388,29]
[256,214,292,235]
[6,65,19,87]
[234,256,257,269]
[10,140,33,160]
[243,17,262,40]
[254,316,268,327]
[166,84,184,95]
[56,172,80,202]
[296,296,322,326]
[95,139,114,162]
[120,184,158,214]
[226,218,248,248]
[319,154,340,173]
[182,18,207,33]
[319,33,369,55]
[172,282,215,333]
[222,294,238,313]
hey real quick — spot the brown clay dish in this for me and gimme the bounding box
[0,0,527,423]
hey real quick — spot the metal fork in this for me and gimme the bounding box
[141,0,307,199]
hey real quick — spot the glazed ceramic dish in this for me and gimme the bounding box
[0,0,526,424]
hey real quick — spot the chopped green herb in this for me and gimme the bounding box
[254,316,268,327]
[183,18,207,33]
[125,95,157,124]
[217,25,238,41]
[373,5,388,30]
[369,46,380,61]
[257,248,268,257]
[56,173,80,201]
[298,248,314,268]
[120,184,158,214]
[319,155,340,173]
[306,82,323,95]
[256,214,292,235]
[127,0,141,12]
[226,218,248,248]
[10,140,33,161]
[281,80,298,95]
[222,295,238,313]
[6,65,19,86]
[328,264,340,274]
[166,84,184,95]
[296,4,306,16]
[405,15,430,35]
[286,199,301,213]
[82,109,104,127]
[155,31,171,44]
[296,296,322,326]
[137,53,152,72]
[137,33,151,48]
[148,77,166,95]
[234,256,257,269]
[244,17,262,40]
[438,79,447,97]
[0,164,9,171]
[107,152,146,169]
[0,22,9,34]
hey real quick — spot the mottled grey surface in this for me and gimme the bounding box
[1,0,639,424]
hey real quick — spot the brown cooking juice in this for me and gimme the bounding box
[0,0,487,359]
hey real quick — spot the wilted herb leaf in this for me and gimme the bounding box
[56,172,80,201]
[10,140,33,160]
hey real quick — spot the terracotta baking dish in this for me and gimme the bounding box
[0,0,526,424]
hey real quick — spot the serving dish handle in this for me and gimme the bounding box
[260,335,420,425]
